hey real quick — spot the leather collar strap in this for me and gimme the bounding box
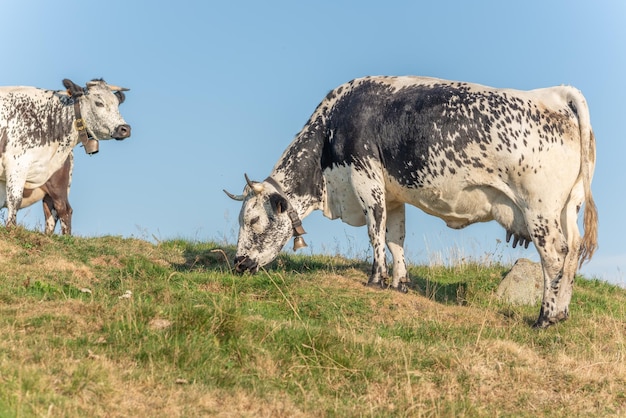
[72,99,99,155]
[264,176,306,236]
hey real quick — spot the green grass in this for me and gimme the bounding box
[0,227,624,417]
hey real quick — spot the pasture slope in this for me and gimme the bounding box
[0,227,624,417]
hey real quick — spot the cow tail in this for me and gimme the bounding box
[572,89,598,267]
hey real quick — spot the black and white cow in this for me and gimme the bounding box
[0,78,130,229]
[225,76,598,328]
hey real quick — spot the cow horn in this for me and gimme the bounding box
[107,85,130,92]
[244,173,254,188]
[223,189,245,201]
[245,173,264,195]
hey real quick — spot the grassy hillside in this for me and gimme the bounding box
[0,227,624,417]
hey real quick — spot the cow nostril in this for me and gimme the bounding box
[234,255,257,274]
[114,124,131,139]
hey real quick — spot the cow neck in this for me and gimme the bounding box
[264,176,306,237]
[71,98,99,155]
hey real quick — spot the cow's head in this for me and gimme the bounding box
[225,175,306,273]
[63,78,131,141]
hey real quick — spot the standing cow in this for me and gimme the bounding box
[225,76,598,328]
[0,78,130,230]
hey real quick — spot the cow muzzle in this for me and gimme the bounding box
[112,124,131,140]
[234,255,258,274]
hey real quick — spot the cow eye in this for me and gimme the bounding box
[95,101,104,107]
[250,216,260,225]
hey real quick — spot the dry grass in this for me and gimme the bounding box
[0,228,625,417]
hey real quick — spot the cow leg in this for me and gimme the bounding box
[59,201,73,235]
[386,203,409,291]
[0,184,7,210]
[42,195,59,235]
[350,167,389,288]
[4,173,25,228]
[526,212,570,328]
[552,194,585,323]
[364,197,388,287]
[43,195,72,235]
[556,234,580,322]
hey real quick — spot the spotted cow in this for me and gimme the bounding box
[0,78,130,229]
[225,76,598,328]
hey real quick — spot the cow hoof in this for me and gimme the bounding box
[364,281,386,291]
[533,310,569,329]
[532,319,552,329]
[391,283,409,294]
[364,280,409,294]
[532,317,564,329]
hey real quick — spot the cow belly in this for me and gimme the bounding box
[402,185,496,229]
[21,187,46,208]
[1,144,66,188]
[322,166,366,226]
[323,164,504,229]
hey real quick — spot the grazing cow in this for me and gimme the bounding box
[0,78,130,229]
[20,153,73,235]
[225,76,598,328]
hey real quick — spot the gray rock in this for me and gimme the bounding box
[496,258,543,305]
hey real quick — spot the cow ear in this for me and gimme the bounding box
[62,79,83,97]
[115,91,126,104]
[270,194,289,214]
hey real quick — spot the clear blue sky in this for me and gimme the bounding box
[2,1,624,285]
